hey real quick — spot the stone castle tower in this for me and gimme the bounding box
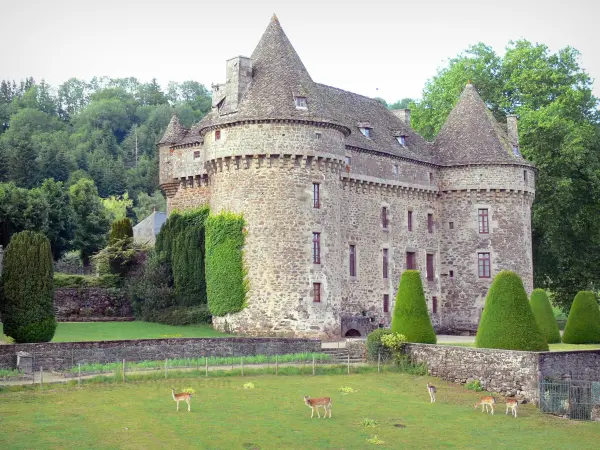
[158,15,535,338]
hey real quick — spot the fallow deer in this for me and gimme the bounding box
[427,383,437,403]
[171,388,192,412]
[474,396,496,415]
[304,396,332,418]
[505,398,518,417]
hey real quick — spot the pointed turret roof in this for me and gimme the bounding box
[158,114,188,145]
[433,83,532,166]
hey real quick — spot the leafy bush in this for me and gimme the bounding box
[243,382,255,389]
[109,218,133,244]
[475,271,548,351]
[54,251,84,275]
[143,305,212,326]
[562,291,600,344]
[0,231,56,343]
[466,379,483,391]
[172,225,206,306]
[366,328,393,362]
[205,212,247,316]
[92,238,145,277]
[530,289,561,344]
[127,250,176,319]
[380,332,409,367]
[391,271,436,344]
[54,273,122,288]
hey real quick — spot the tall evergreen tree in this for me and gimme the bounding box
[40,179,75,260]
[0,231,56,343]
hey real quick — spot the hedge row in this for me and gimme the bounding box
[205,212,248,317]
[54,273,122,289]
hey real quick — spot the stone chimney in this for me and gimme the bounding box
[393,109,411,127]
[507,115,519,146]
[225,56,253,113]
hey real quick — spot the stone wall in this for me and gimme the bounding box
[403,344,600,404]
[0,337,321,371]
[54,288,133,322]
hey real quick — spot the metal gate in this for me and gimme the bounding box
[539,379,599,421]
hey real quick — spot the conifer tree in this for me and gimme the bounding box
[391,270,437,344]
[562,291,600,344]
[476,271,548,351]
[529,289,561,344]
[0,231,56,343]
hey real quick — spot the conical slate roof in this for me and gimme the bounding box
[198,15,344,130]
[433,83,532,166]
[158,114,188,145]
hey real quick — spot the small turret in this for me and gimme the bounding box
[158,114,187,146]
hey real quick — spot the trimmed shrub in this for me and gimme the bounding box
[475,271,548,351]
[155,212,185,262]
[144,305,212,326]
[54,273,122,289]
[109,218,133,244]
[530,289,561,344]
[172,225,206,306]
[0,231,57,343]
[562,291,600,344]
[391,271,436,344]
[366,328,393,362]
[205,212,247,316]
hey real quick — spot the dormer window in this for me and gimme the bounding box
[295,96,307,109]
[396,135,406,146]
[512,145,521,156]
[359,127,372,138]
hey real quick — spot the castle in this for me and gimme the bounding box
[158,16,535,338]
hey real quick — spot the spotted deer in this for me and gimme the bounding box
[427,383,437,403]
[474,396,496,415]
[304,396,332,418]
[505,398,518,417]
[171,389,192,412]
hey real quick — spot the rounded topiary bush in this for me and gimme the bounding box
[0,231,57,343]
[475,271,548,351]
[530,289,561,344]
[391,270,436,344]
[366,328,394,362]
[562,291,600,344]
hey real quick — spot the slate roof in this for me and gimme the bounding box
[185,16,530,168]
[158,115,188,145]
[433,83,533,166]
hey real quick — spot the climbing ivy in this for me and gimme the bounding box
[205,212,247,316]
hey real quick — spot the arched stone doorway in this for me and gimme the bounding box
[344,329,361,337]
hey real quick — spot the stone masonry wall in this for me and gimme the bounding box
[538,350,600,382]
[54,288,133,322]
[404,343,540,402]
[0,337,321,371]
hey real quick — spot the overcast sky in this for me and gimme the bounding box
[1,0,599,102]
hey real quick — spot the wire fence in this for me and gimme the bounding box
[539,379,600,421]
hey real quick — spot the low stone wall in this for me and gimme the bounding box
[54,288,133,321]
[0,337,321,371]
[403,344,600,404]
[538,350,600,381]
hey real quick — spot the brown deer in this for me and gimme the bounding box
[474,396,496,415]
[171,388,192,412]
[427,383,437,403]
[505,398,518,418]
[304,396,332,418]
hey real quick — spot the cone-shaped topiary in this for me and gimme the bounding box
[476,271,548,351]
[109,218,134,244]
[530,289,561,344]
[0,231,56,343]
[562,291,600,344]
[391,270,436,344]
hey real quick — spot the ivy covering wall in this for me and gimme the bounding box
[205,212,247,317]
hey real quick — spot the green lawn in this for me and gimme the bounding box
[0,373,597,449]
[0,321,229,343]
[438,341,600,351]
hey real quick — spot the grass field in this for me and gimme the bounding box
[0,373,598,449]
[0,321,229,343]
